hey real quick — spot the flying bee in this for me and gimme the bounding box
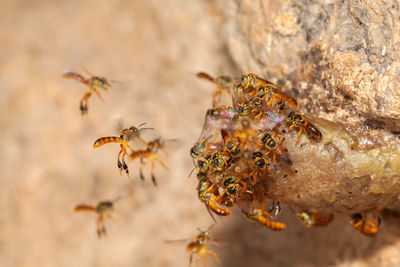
[129,137,172,186]
[260,130,291,164]
[245,208,287,231]
[296,211,334,227]
[93,123,153,176]
[197,72,232,107]
[197,178,231,217]
[62,70,111,115]
[287,111,322,145]
[74,199,117,238]
[350,213,381,236]
[166,225,222,267]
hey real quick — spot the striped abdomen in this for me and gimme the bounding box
[74,205,96,212]
[93,136,122,148]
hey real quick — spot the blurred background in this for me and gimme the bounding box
[1,0,400,266]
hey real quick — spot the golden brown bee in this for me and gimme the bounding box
[209,151,228,173]
[62,70,111,115]
[245,208,287,231]
[241,73,297,109]
[129,138,171,186]
[221,176,250,203]
[260,130,290,164]
[93,123,153,176]
[350,213,381,236]
[220,129,242,158]
[296,211,334,227]
[250,151,273,183]
[287,111,322,145]
[197,72,232,107]
[186,227,221,267]
[197,178,231,217]
[74,201,114,238]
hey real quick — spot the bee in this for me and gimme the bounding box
[245,208,287,231]
[209,151,229,173]
[62,70,111,115]
[220,129,242,158]
[250,151,273,184]
[287,111,322,145]
[186,227,222,267]
[129,138,171,186]
[74,200,115,238]
[221,176,251,204]
[166,225,222,267]
[260,130,290,164]
[241,73,297,109]
[350,213,381,236]
[197,178,231,217]
[93,123,153,176]
[197,72,232,107]
[248,96,265,119]
[296,211,334,227]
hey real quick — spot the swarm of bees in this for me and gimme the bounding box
[192,72,381,236]
[68,69,382,267]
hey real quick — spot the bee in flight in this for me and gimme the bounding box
[166,225,222,267]
[93,123,153,176]
[62,70,111,115]
[74,199,117,238]
[129,137,173,186]
[197,72,232,107]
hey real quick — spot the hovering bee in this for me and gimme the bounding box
[245,208,287,231]
[350,213,381,236]
[287,111,322,145]
[129,138,172,186]
[166,226,222,267]
[197,178,231,217]
[197,72,232,107]
[74,200,115,238]
[260,130,291,164]
[296,211,334,227]
[93,123,153,176]
[62,70,111,115]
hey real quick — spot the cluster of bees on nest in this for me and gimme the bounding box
[63,70,382,267]
[191,72,382,236]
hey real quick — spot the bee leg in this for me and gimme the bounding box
[151,173,157,187]
[117,149,123,174]
[296,127,302,146]
[207,249,221,265]
[80,90,92,115]
[139,167,145,182]
[121,151,129,177]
